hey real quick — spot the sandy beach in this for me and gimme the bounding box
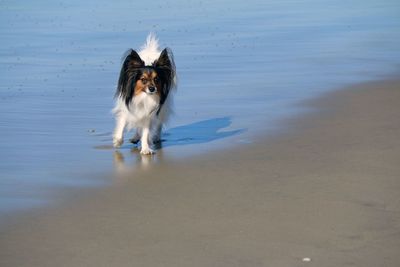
[1,79,399,266]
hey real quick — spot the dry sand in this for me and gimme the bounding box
[1,80,400,267]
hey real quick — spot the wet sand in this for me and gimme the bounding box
[1,80,400,266]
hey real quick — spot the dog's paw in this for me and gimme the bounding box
[152,137,161,144]
[129,137,140,144]
[140,147,155,155]
[113,137,123,148]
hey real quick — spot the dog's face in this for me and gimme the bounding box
[135,68,162,96]
[116,48,175,107]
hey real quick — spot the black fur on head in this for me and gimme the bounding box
[152,48,176,106]
[115,48,176,109]
[115,49,145,107]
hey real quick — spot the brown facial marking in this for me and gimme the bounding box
[134,69,161,96]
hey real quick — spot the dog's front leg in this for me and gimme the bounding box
[129,129,141,144]
[113,115,126,148]
[152,122,162,144]
[140,124,155,155]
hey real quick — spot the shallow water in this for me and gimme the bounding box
[1,0,399,216]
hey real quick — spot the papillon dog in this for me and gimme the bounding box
[112,34,177,154]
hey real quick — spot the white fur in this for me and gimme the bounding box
[139,33,161,65]
[112,34,176,155]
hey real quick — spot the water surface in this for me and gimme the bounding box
[1,0,399,216]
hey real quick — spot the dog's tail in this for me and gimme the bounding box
[142,33,159,52]
[139,33,161,65]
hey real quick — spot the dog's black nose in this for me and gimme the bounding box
[148,87,156,93]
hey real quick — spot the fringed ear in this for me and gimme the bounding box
[115,49,145,107]
[153,48,176,105]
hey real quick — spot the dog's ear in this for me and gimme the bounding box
[154,48,173,69]
[153,48,176,105]
[116,49,145,107]
[123,49,145,69]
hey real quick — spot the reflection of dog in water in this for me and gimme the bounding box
[113,150,162,173]
[112,34,177,155]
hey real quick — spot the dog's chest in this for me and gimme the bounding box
[130,94,159,120]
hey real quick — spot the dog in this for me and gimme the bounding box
[112,34,177,154]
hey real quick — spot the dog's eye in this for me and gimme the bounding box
[141,78,148,84]
[154,77,159,83]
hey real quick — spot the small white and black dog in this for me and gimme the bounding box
[112,34,177,154]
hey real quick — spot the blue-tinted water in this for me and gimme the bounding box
[1,0,399,217]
